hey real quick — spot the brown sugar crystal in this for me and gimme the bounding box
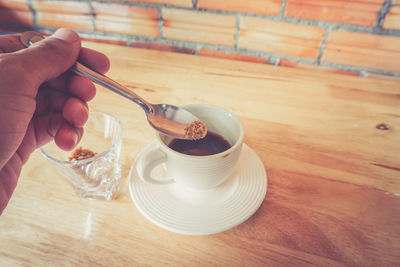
[184,120,207,140]
[68,147,97,161]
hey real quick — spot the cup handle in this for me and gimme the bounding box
[136,146,173,185]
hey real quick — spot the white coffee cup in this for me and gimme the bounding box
[136,104,244,190]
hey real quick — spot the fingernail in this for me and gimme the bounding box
[51,28,79,43]
[72,131,78,145]
[47,114,64,137]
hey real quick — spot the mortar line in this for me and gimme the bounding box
[22,22,400,78]
[167,4,400,37]
[266,56,280,66]
[86,0,96,32]
[30,0,400,38]
[234,15,241,49]
[375,0,392,28]
[359,70,368,78]
[278,0,287,19]
[316,27,331,64]
[158,6,164,39]
[78,0,400,37]
[26,0,37,27]
[320,62,400,77]
[100,1,195,10]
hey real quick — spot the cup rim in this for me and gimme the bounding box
[40,112,122,165]
[156,104,244,158]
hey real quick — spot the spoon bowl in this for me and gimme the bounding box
[147,104,200,139]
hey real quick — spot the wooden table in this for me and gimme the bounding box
[1,42,399,266]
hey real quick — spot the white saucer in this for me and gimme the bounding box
[128,142,267,235]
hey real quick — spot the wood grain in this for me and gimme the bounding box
[0,42,399,266]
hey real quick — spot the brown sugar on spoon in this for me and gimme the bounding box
[68,147,97,161]
[184,120,207,140]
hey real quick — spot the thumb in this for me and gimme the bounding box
[16,28,81,86]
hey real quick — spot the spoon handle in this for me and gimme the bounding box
[20,31,154,114]
[72,62,153,113]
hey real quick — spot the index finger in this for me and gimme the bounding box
[0,34,26,53]
[79,47,110,74]
[0,33,110,74]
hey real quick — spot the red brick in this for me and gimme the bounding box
[286,0,384,26]
[0,8,33,25]
[198,0,281,16]
[383,4,400,30]
[33,0,91,14]
[36,13,93,31]
[163,8,236,46]
[129,41,195,54]
[198,49,268,64]
[322,30,400,73]
[93,2,159,37]
[33,0,93,31]
[0,0,30,10]
[239,17,324,59]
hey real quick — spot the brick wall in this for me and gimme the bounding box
[1,0,400,77]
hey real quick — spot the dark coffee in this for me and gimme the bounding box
[168,131,231,156]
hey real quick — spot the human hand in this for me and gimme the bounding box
[0,29,110,214]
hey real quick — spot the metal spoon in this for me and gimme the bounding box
[20,31,204,140]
